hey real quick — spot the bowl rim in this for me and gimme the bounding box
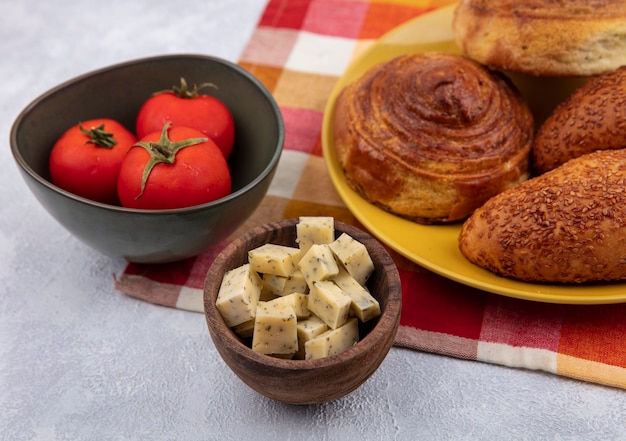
[9,53,284,215]
[204,218,402,370]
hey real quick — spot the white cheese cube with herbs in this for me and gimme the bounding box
[266,292,310,319]
[216,216,381,361]
[262,271,309,299]
[248,243,301,277]
[308,280,351,329]
[333,267,381,322]
[283,269,309,295]
[329,233,374,286]
[296,216,334,254]
[295,315,329,359]
[261,273,287,300]
[251,302,298,356]
[299,244,339,287]
[304,318,359,360]
[232,319,255,339]
[215,264,262,328]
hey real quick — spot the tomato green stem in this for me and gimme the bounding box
[80,123,117,148]
[133,122,207,199]
[153,77,218,99]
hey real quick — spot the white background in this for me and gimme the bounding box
[1,1,625,440]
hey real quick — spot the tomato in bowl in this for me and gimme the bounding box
[10,54,284,263]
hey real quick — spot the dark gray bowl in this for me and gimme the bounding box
[10,54,284,263]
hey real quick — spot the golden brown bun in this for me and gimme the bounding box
[533,66,626,174]
[459,149,626,283]
[332,52,534,224]
[453,0,626,77]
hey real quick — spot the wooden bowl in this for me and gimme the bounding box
[203,218,401,404]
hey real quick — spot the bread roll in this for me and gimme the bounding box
[533,66,626,174]
[459,149,626,283]
[332,52,534,224]
[453,0,626,77]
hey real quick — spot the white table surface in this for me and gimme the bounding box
[2,1,626,440]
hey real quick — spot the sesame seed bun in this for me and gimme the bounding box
[459,148,626,283]
[533,66,626,174]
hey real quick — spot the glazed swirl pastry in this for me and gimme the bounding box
[332,52,534,224]
[453,0,626,76]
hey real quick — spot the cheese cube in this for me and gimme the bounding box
[215,264,262,327]
[232,319,255,339]
[299,244,339,287]
[283,269,309,295]
[266,292,310,319]
[251,302,298,355]
[308,280,351,329]
[248,244,301,277]
[270,353,295,360]
[261,273,287,299]
[333,267,381,322]
[304,318,359,360]
[261,270,309,298]
[329,233,374,286]
[296,216,334,254]
[295,315,329,359]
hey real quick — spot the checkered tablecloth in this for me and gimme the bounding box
[114,0,626,390]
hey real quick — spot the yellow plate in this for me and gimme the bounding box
[321,4,626,304]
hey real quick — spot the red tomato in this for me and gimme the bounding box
[49,118,137,205]
[117,124,232,209]
[135,78,235,158]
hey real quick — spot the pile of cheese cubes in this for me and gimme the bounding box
[215,216,381,360]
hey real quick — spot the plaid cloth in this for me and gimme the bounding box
[114,0,626,390]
